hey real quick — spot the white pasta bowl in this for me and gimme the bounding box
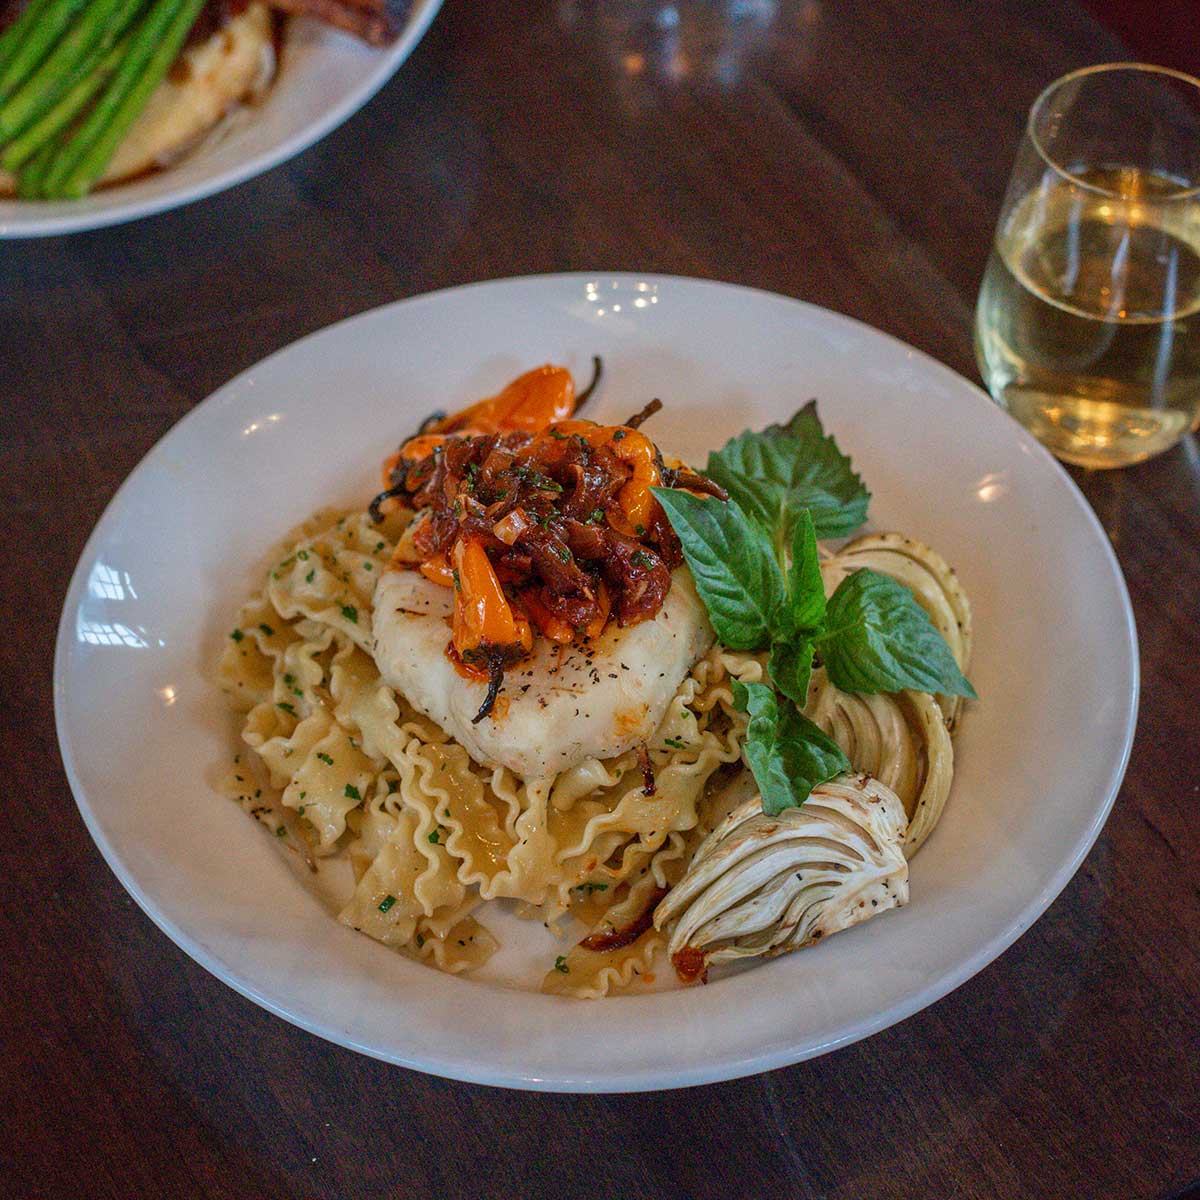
[0,1,442,239]
[54,274,1138,1091]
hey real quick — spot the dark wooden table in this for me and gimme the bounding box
[4,2,1198,1197]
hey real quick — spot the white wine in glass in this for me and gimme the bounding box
[975,65,1200,468]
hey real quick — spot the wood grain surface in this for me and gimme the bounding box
[2,2,1197,1198]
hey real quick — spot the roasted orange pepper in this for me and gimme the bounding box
[419,553,455,588]
[436,365,577,435]
[450,537,533,664]
[519,590,575,643]
[520,581,611,643]
[381,434,455,487]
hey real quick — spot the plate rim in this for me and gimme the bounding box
[0,0,443,240]
[53,271,1140,1091]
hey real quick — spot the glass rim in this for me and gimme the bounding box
[1027,61,1200,201]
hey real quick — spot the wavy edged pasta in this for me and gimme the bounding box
[219,508,764,992]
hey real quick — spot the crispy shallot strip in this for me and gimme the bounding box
[579,887,668,952]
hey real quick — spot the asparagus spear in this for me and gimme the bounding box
[0,0,59,79]
[16,138,56,198]
[49,0,206,198]
[0,0,138,141]
[2,30,133,174]
[39,0,184,196]
[0,0,89,99]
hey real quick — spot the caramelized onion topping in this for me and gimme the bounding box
[372,364,725,706]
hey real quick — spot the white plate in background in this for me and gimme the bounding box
[55,274,1138,1090]
[0,1,442,238]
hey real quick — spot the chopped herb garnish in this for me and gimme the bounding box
[297,805,306,815]
[316,752,334,765]
[549,428,569,440]
[588,508,605,524]
[276,701,296,715]
[284,673,295,685]
[298,549,309,561]
[275,825,287,837]
[554,955,570,974]
[378,894,396,913]
[612,429,627,441]
[552,543,571,562]
[344,784,361,801]
[428,824,446,845]
[636,524,645,536]
[305,569,315,584]
[452,568,462,592]
[664,736,685,749]
[375,541,385,551]
[631,550,654,568]
[416,933,425,948]
[363,562,373,571]
[341,605,358,624]
[259,623,274,636]
[230,628,244,642]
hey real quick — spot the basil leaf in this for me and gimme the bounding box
[768,638,812,707]
[787,505,825,633]
[705,400,870,540]
[704,472,783,539]
[817,568,977,698]
[733,680,850,815]
[652,488,786,650]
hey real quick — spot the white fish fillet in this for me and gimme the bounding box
[372,567,715,779]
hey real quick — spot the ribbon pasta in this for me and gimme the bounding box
[219,510,759,995]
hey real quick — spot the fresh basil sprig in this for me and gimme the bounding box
[654,401,976,814]
[653,490,824,702]
[733,681,850,815]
